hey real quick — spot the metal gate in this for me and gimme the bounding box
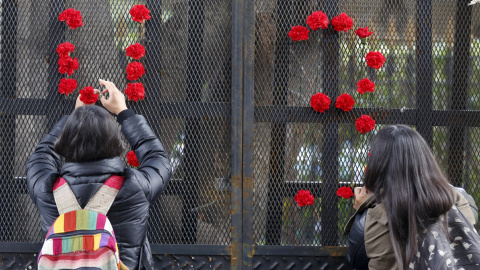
[0,0,479,269]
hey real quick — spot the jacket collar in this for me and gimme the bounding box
[344,194,376,235]
[61,157,125,177]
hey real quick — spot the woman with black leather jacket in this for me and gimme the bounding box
[27,79,172,270]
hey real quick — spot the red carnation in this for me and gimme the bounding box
[79,86,98,105]
[310,93,331,113]
[58,8,83,29]
[125,83,145,102]
[354,27,373,38]
[126,62,146,81]
[306,11,329,30]
[355,115,376,134]
[357,78,375,94]
[336,187,353,199]
[56,42,75,58]
[294,190,315,207]
[126,43,146,59]
[58,78,77,95]
[58,56,79,75]
[335,93,355,112]
[331,13,353,32]
[130,5,151,23]
[288,25,309,41]
[126,151,140,167]
[365,51,386,70]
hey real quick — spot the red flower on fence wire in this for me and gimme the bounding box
[288,26,309,41]
[126,62,146,81]
[310,93,331,113]
[354,27,373,38]
[58,78,77,95]
[126,43,146,59]
[337,187,353,199]
[335,93,355,112]
[130,5,151,23]
[56,42,75,58]
[125,83,145,102]
[79,86,98,105]
[357,78,375,94]
[58,8,83,29]
[331,13,353,32]
[294,190,315,207]
[365,51,386,70]
[58,56,79,75]
[126,151,140,167]
[306,11,329,30]
[355,115,376,134]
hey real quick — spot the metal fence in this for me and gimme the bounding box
[0,0,479,269]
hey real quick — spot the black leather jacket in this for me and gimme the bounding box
[27,111,172,270]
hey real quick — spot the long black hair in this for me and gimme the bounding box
[364,125,454,270]
[54,106,125,162]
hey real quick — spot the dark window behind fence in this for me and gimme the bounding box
[0,0,479,269]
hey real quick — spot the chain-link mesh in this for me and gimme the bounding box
[0,0,232,245]
[253,0,480,247]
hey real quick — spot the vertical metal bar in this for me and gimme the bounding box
[415,0,433,145]
[321,0,339,246]
[143,1,162,120]
[46,0,66,128]
[265,0,291,246]
[0,0,18,241]
[448,0,471,186]
[230,0,243,268]
[242,0,255,267]
[182,0,205,244]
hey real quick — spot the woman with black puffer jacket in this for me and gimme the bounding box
[27,79,172,270]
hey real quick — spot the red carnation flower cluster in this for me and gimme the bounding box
[130,5,151,23]
[125,83,145,102]
[126,151,140,167]
[58,78,77,95]
[124,7,151,102]
[365,51,386,70]
[288,26,309,41]
[56,42,75,58]
[357,78,375,94]
[336,187,354,199]
[306,11,329,30]
[79,86,98,105]
[355,27,373,38]
[126,43,146,60]
[335,93,355,112]
[355,115,376,134]
[58,8,83,29]
[310,93,331,113]
[331,13,353,32]
[294,190,315,207]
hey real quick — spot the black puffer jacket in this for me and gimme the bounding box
[27,111,172,270]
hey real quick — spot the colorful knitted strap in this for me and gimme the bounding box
[53,178,81,215]
[84,175,124,215]
[53,175,124,215]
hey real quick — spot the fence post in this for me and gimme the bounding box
[448,0,472,187]
[182,0,205,244]
[321,0,340,246]
[415,0,433,145]
[0,0,17,241]
[242,0,255,266]
[231,0,244,267]
[265,0,292,246]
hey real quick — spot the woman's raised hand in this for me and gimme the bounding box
[353,186,371,210]
[98,79,128,115]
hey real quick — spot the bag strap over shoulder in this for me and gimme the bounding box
[53,175,125,215]
[84,175,124,215]
[53,177,81,215]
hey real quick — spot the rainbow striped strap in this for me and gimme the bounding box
[53,178,81,215]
